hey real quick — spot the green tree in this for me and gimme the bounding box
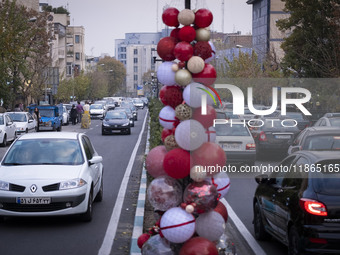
[97,57,126,96]
[277,0,340,78]
[88,72,109,100]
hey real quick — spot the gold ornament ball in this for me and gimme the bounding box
[175,104,192,121]
[187,56,205,74]
[171,63,179,72]
[175,69,192,86]
[164,134,179,151]
[178,9,195,26]
[196,28,211,41]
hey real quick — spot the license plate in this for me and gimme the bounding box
[223,143,241,150]
[112,130,121,133]
[17,197,51,204]
[275,135,291,139]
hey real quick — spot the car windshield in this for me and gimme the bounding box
[8,113,27,122]
[0,116,3,125]
[215,124,250,136]
[106,111,127,119]
[65,105,72,110]
[39,109,55,117]
[286,112,304,120]
[312,162,340,195]
[303,135,340,150]
[90,104,102,109]
[2,139,84,165]
[120,108,132,114]
[330,118,340,127]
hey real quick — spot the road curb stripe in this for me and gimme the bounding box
[220,198,267,255]
[98,110,148,255]
[129,117,150,255]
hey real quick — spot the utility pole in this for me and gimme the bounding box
[185,0,190,9]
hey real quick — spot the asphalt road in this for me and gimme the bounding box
[0,109,148,255]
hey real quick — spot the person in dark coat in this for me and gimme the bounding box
[33,107,40,132]
[70,104,78,125]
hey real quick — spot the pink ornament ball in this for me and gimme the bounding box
[159,105,177,130]
[145,145,168,178]
[160,207,195,243]
[195,8,213,28]
[157,37,177,61]
[163,148,192,179]
[174,41,194,62]
[162,7,180,27]
[178,25,196,43]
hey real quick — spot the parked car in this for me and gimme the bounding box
[0,113,17,147]
[215,122,256,166]
[102,110,131,135]
[253,150,340,255]
[313,113,340,128]
[0,132,103,222]
[62,105,70,125]
[89,104,105,119]
[27,105,63,132]
[251,119,300,158]
[288,126,340,155]
[7,112,36,135]
[64,104,73,122]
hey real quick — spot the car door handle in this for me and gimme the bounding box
[277,188,284,193]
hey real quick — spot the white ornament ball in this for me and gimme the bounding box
[175,69,192,87]
[175,119,206,151]
[183,82,214,108]
[187,56,205,74]
[196,211,225,241]
[157,61,177,86]
[178,9,195,26]
[190,165,207,182]
[204,126,216,143]
[205,172,231,198]
[205,41,216,63]
[171,63,179,72]
[159,106,177,130]
[185,204,195,214]
[160,207,195,243]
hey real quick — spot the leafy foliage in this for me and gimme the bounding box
[277,0,340,78]
[148,99,163,149]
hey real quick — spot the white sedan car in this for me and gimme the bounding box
[0,113,17,147]
[7,112,37,135]
[0,132,103,221]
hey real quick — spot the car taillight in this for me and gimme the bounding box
[259,131,267,141]
[246,143,256,150]
[309,238,327,244]
[299,198,328,216]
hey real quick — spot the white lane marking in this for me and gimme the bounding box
[220,198,267,255]
[98,110,148,255]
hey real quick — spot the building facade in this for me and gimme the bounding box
[66,26,86,78]
[13,0,39,11]
[247,0,289,63]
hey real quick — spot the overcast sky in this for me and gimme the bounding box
[43,0,252,57]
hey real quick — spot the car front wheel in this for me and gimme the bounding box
[95,177,103,202]
[80,190,93,222]
[0,134,7,147]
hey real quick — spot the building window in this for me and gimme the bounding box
[75,52,80,60]
[134,58,138,64]
[66,63,73,76]
[120,47,126,52]
[134,49,138,55]
[134,66,138,73]
[134,75,138,81]
[75,35,80,43]
[120,54,126,59]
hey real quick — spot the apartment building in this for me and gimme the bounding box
[66,26,86,78]
[247,0,289,63]
[13,0,39,11]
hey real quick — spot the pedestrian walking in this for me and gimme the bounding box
[33,107,40,132]
[81,101,91,129]
[76,101,83,124]
[70,104,78,125]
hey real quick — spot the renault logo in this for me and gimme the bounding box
[30,184,37,193]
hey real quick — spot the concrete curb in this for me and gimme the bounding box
[130,120,150,255]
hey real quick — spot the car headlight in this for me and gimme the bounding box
[0,181,9,191]
[59,178,87,190]
[122,122,129,126]
[20,127,24,131]
[102,122,110,127]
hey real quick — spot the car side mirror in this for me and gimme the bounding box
[290,146,301,153]
[7,121,13,126]
[28,119,33,123]
[89,155,103,165]
[255,174,269,184]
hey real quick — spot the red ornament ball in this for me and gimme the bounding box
[170,28,181,39]
[192,105,217,129]
[195,8,213,28]
[163,148,192,179]
[174,41,194,62]
[192,63,217,86]
[161,128,175,142]
[192,142,227,175]
[194,41,212,60]
[178,26,196,43]
[159,85,183,108]
[157,37,178,61]
[137,233,150,249]
[179,237,219,255]
[214,201,228,222]
[162,7,180,27]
